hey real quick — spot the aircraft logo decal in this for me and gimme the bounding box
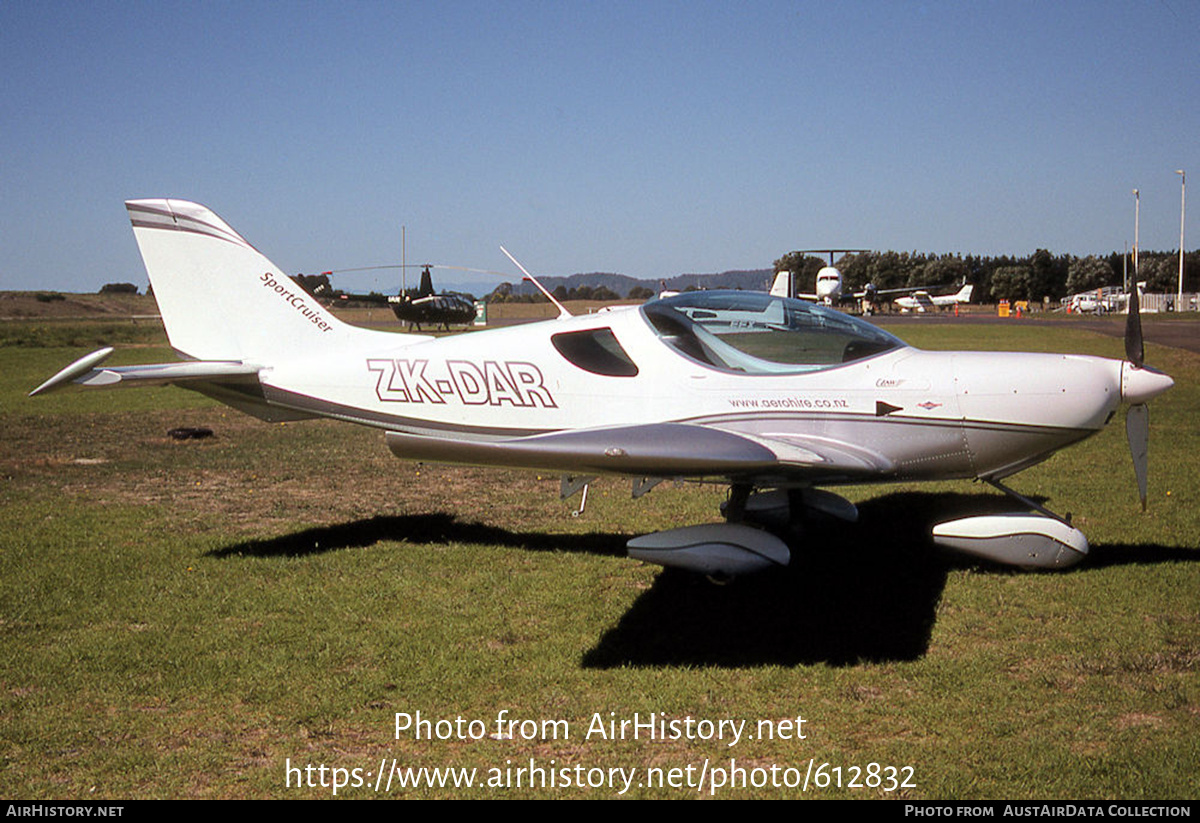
[260,273,334,332]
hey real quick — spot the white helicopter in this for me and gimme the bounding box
[32,200,1173,577]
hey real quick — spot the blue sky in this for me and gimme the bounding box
[3,1,1198,293]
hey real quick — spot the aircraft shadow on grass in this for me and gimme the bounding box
[207,513,629,560]
[206,491,1196,668]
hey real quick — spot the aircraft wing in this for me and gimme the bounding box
[386,422,894,482]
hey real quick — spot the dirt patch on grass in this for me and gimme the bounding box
[0,291,159,319]
[4,407,571,538]
[1114,712,1165,729]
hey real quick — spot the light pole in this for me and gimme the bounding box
[1133,188,1140,299]
[1177,170,1186,309]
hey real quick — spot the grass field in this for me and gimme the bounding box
[1,314,1197,799]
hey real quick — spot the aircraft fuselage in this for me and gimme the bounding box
[261,303,1126,487]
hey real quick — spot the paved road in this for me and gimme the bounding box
[876,313,1200,355]
[1059,316,1200,355]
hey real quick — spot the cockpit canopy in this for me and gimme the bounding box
[642,291,906,374]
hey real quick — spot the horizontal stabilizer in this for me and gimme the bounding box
[30,347,259,396]
[29,347,115,396]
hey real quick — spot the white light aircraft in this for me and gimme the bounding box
[894,284,974,313]
[32,200,1174,576]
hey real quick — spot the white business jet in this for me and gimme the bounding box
[32,201,1173,577]
[769,250,868,305]
[771,250,931,314]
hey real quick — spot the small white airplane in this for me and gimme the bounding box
[894,284,974,313]
[32,200,1174,576]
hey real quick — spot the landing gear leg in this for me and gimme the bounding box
[786,487,808,539]
[984,478,1071,525]
[725,484,751,524]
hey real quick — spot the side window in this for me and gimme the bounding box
[551,328,639,377]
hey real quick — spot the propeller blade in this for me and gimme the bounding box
[1126,402,1150,511]
[1124,284,1144,367]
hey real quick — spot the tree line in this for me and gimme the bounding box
[486,248,1197,303]
[486,282,647,304]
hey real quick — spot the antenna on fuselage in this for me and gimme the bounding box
[500,246,572,319]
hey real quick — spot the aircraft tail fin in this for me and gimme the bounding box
[126,199,392,362]
[416,266,435,298]
[957,284,974,302]
[769,271,791,298]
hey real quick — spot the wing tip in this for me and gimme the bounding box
[29,346,115,396]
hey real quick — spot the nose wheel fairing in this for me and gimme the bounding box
[932,514,1088,569]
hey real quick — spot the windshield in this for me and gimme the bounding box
[641,291,905,373]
